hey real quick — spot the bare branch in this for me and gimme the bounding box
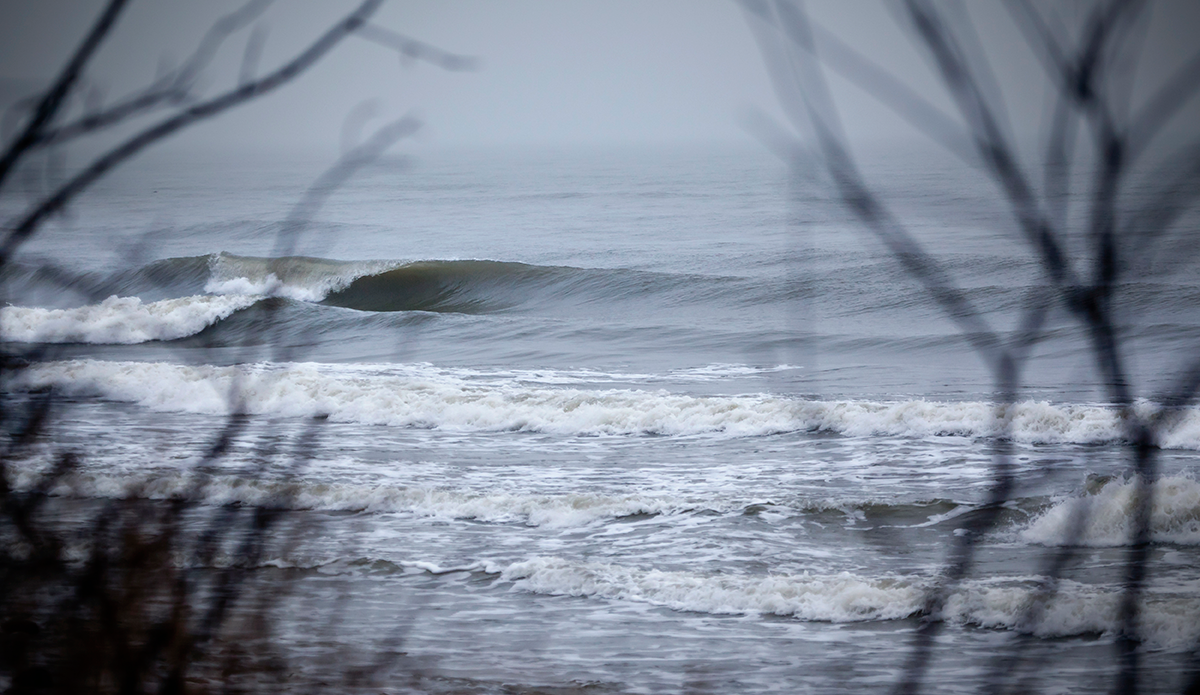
[0,0,128,192]
[738,107,815,181]
[356,23,480,71]
[746,2,1193,692]
[0,0,386,267]
[263,114,422,365]
[339,99,383,155]
[239,24,270,87]
[805,20,976,164]
[1120,145,1200,276]
[279,114,422,258]
[901,0,1083,296]
[31,0,275,150]
[1002,0,1070,87]
[935,1,1021,151]
[1,94,40,146]
[169,0,275,101]
[1126,47,1200,162]
[1040,85,1081,233]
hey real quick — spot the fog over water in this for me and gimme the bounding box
[2,2,1200,693]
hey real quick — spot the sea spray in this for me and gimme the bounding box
[204,252,401,302]
[1023,475,1200,546]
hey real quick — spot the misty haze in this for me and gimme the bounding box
[1,1,1199,693]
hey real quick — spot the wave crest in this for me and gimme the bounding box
[204,252,400,303]
[1,294,261,344]
[497,556,1200,648]
[1023,476,1200,546]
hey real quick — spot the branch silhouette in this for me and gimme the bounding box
[0,0,129,193]
[0,2,469,692]
[0,0,385,268]
[744,1,1200,692]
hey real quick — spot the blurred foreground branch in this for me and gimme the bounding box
[743,1,1200,692]
[0,1,469,692]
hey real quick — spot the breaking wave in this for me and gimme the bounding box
[1,253,733,345]
[208,253,721,313]
[494,556,1200,648]
[18,359,1200,446]
[1023,475,1200,546]
[203,252,401,302]
[1,294,262,344]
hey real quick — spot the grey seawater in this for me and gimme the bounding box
[5,144,1200,692]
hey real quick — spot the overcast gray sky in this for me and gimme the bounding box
[0,1,1197,153]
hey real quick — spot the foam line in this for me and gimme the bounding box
[20,360,1200,446]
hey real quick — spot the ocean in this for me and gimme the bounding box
[3,142,1200,693]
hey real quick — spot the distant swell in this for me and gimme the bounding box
[19,360,1200,447]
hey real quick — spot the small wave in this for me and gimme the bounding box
[502,556,923,622]
[399,363,799,386]
[19,360,1200,446]
[7,462,981,529]
[17,359,825,437]
[1023,476,1200,546]
[497,556,1200,648]
[1,295,261,344]
[10,468,696,528]
[2,255,214,302]
[5,461,993,531]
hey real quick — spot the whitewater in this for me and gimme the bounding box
[4,145,1199,693]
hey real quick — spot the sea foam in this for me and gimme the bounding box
[1023,476,1200,546]
[496,556,1200,648]
[0,295,261,344]
[501,556,923,622]
[10,467,697,528]
[19,359,1200,446]
[0,253,400,346]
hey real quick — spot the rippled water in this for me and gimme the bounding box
[4,144,1200,692]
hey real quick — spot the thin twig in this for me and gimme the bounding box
[0,0,386,267]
